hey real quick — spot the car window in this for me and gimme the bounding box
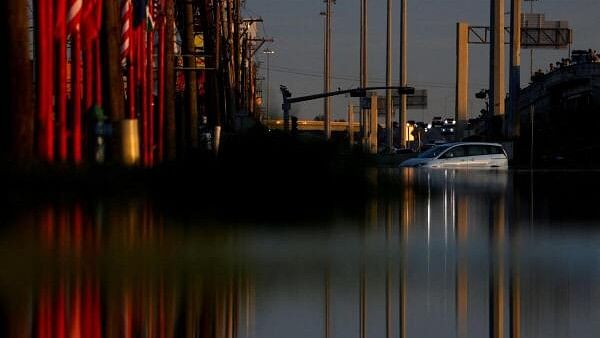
[418,145,451,158]
[467,145,489,156]
[441,146,466,159]
[487,145,504,155]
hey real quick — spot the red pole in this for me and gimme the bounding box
[37,0,55,162]
[140,27,148,167]
[84,43,94,112]
[128,59,136,119]
[73,31,83,164]
[147,27,155,166]
[83,42,94,161]
[94,2,104,107]
[126,2,136,119]
[158,17,165,162]
[46,0,55,161]
[56,0,68,162]
[95,39,103,106]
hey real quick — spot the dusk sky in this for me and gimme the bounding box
[245,0,599,122]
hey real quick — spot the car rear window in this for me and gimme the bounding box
[488,146,503,155]
[463,145,505,156]
[466,145,488,156]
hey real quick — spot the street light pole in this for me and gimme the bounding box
[263,49,275,124]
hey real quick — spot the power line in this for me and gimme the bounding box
[268,65,487,89]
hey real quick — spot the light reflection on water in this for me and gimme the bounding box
[1,169,600,338]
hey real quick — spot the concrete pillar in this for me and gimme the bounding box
[456,22,470,141]
[490,0,505,117]
[509,0,522,137]
[369,95,378,154]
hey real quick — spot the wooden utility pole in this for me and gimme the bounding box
[399,0,408,148]
[509,0,522,137]
[1,0,34,163]
[490,0,505,117]
[184,0,199,150]
[360,0,368,145]
[386,0,393,151]
[165,0,176,160]
[214,0,223,127]
[324,0,333,140]
[234,0,242,110]
[102,0,126,163]
[226,0,237,123]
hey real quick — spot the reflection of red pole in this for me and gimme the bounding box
[70,280,82,338]
[38,286,50,338]
[57,205,67,250]
[73,203,83,252]
[56,282,67,338]
[73,31,83,164]
[158,20,166,163]
[159,279,166,338]
[41,206,54,248]
[124,290,133,338]
[93,281,102,338]
[83,278,93,338]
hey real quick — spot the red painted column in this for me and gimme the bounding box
[158,14,166,163]
[147,27,155,166]
[72,31,83,164]
[56,0,69,162]
[37,0,55,161]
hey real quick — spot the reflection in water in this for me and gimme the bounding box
[2,169,600,337]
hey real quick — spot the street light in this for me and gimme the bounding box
[263,49,275,124]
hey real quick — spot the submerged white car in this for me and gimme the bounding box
[400,142,509,169]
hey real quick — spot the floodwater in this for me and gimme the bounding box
[2,169,600,338]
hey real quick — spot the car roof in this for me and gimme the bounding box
[442,142,504,147]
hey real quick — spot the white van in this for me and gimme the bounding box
[399,142,508,169]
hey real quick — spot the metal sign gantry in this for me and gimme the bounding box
[467,25,571,48]
[455,5,572,140]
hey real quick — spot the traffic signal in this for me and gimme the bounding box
[280,85,292,98]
